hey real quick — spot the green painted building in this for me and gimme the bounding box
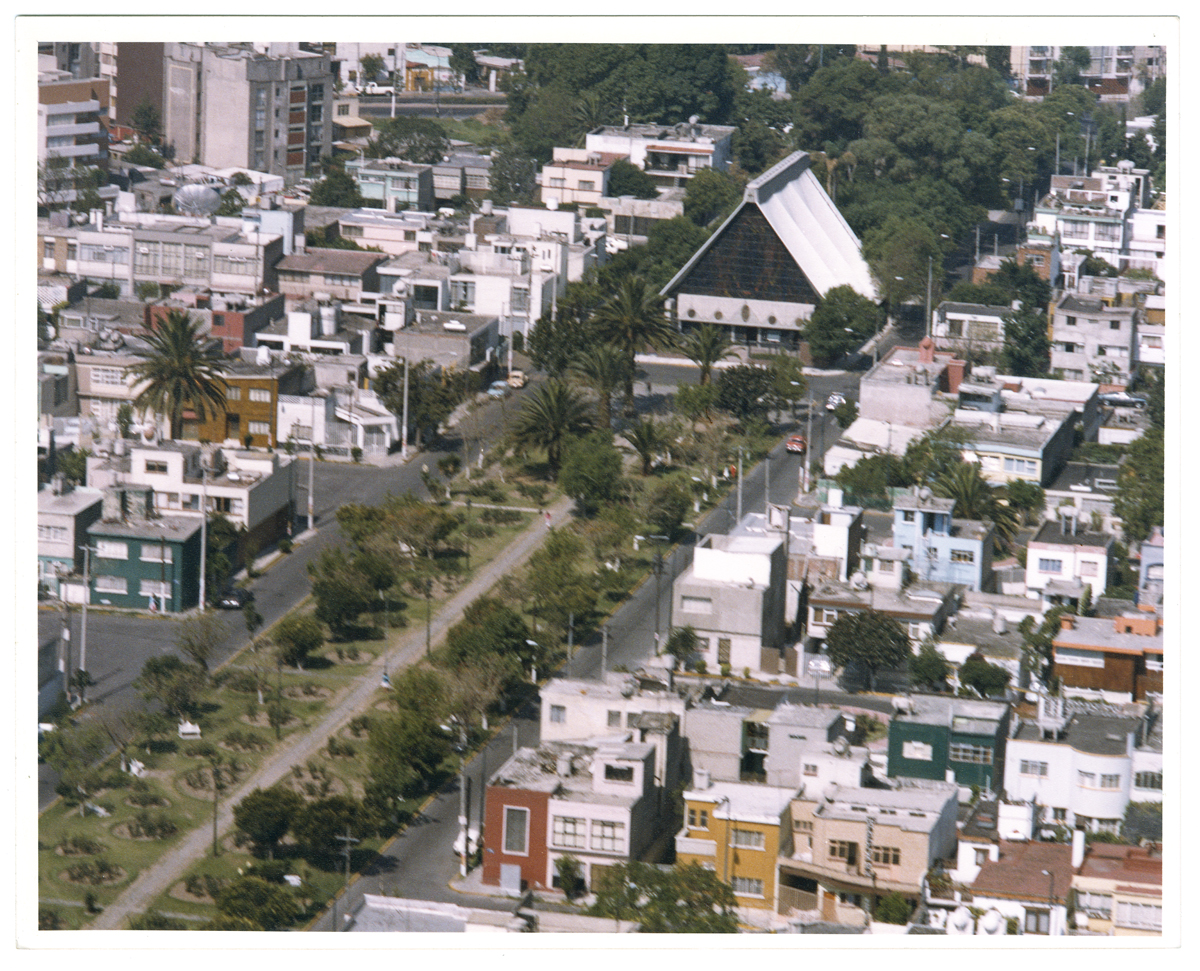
[86,513,202,614]
[886,695,1011,790]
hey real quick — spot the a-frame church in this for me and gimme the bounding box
[661,151,879,350]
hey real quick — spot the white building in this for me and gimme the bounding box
[1025,516,1114,603]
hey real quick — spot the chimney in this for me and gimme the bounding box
[693,767,711,790]
[918,335,936,364]
[945,358,965,395]
[1060,614,1074,631]
[1072,828,1086,869]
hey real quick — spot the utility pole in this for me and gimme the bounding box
[458,737,470,877]
[764,454,771,511]
[334,827,360,931]
[736,446,743,522]
[601,624,608,678]
[79,545,93,704]
[804,398,814,493]
[566,612,574,678]
[926,255,934,339]
[400,354,410,461]
[307,392,317,532]
[199,462,208,609]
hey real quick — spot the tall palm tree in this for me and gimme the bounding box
[569,343,630,430]
[128,309,227,440]
[510,379,594,477]
[622,417,667,476]
[679,322,736,386]
[931,462,1021,549]
[590,276,675,413]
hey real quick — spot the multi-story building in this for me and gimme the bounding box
[890,488,995,592]
[1010,45,1166,102]
[1025,517,1114,603]
[538,148,620,207]
[1042,461,1123,539]
[886,694,1011,790]
[932,301,1016,357]
[483,740,662,894]
[185,358,308,449]
[805,578,956,648]
[94,42,165,137]
[661,151,878,350]
[675,773,796,912]
[777,781,959,924]
[1049,292,1138,384]
[584,121,736,190]
[163,43,334,179]
[37,477,103,597]
[147,291,287,354]
[38,74,110,190]
[950,409,1075,488]
[968,839,1074,936]
[344,156,435,213]
[1071,842,1163,936]
[274,249,388,306]
[1052,611,1164,704]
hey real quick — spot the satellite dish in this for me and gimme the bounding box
[173,183,223,217]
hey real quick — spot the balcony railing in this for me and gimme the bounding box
[778,885,819,915]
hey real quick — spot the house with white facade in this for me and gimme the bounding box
[932,301,1016,356]
[1025,516,1114,604]
[37,477,103,597]
[584,120,736,190]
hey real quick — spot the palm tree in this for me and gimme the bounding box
[622,417,667,476]
[590,276,675,413]
[569,343,630,430]
[931,462,1021,549]
[679,322,737,386]
[128,309,227,440]
[510,379,594,477]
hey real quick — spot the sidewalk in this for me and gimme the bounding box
[89,492,578,930]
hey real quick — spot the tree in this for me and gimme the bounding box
[56,447,91,485]
[367,709,452,804]
[488,147,539,206]
[932,461,1021,548]
[271,613,325,669]
[291,795,373,867]
[174,611,229,677]
[308,166,364,208]
[606,159,659,199]
[824,609,910,692]
[875,891,912,925]
[358,52,385,86]
[232,787,304,859]
[1005,479,1046,524]
[713,364,772,424]
[525,530,598,642]
[1000,305,1051,377]
[130,97,163,144]
[679,323,736,387]
[589,861,738,933]
[1113,427,1164,543]
[39,721,108,808]
[559,430,625,514]
[123,143,167,169]
[909,639,950,691]
[644,479,691,539]
[373,359,461,448]
[590,276,674,410]
[623,418,667,477]
[675,383,719,429]
[444,596,531,673]
[683,167,742,227]
[133,654,206,719]
[510,378,595,477]
[569,342,631,430]
[832,398,859,430]
[213,876,300,931]
[805,285,880,366]
[308,546,376,639]
[959,655,1011,698]
[364,116,450,164]
[766,354,808,420]
[447,44,480,88]
[128,309,228,441]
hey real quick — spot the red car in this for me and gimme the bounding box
[785,434,808,454]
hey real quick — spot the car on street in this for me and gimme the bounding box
[214,588,254,610]
[486,380,510,399]
[785,434,808,454]
[506,369,527,389]
[1099,391,1147,409]
[826,391,847,411]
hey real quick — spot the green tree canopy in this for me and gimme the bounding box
[606,158,660,199]
[308,165,365,208]
[510,378,595,477]
[959,655,1011,698]
[713,364,772,424]
[1000,305,1050,377]
[214,876,301,931]
[364,116,450,164]
[805,284,880,366]
[910,639,951,691]
[590,276,674,409]
[232,787,305,859]
[308,545,378,640]
[824,609,910,692]
[1113,427,1163,544]
[679,322,735,387]
[589,861,738,933]
[271,613,325,669]
[560,430,625,514]
[291,795,374,867]
[133,654,206,719]
[128,309,228,441]
[683,168,743,227]
[367,709,452,802]
[569,342,632,430]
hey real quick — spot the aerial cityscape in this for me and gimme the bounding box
[31,37,1170,938]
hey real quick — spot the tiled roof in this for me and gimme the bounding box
[971,840,1073,902]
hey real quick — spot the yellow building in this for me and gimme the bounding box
[1072,843,1162,936]
[674,774,795,911]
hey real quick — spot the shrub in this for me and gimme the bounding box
[278,538,293,554]
[58,834,107,856]
[223,670,261,694]
[130,910,188,930]
[874,891,911,925]
[39,908,64,930]
[127,810,178,839]
[223,729,268,752]
[351,446,363,463]
[719,663,732,677]
[126,780,166,807]
[65,859,120,884]
[694,659,708,675]
[349,715,371,737]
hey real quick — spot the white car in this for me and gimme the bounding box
[826,392,847,411]
[453,826,480,858]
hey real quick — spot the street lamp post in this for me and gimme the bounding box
[1041,868,1057,935]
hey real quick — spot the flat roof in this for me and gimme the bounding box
[88,514,201,541]
[1031,520,1114,549]
[38,485,103,516]
[685,780,796,823]
[893,693,1008,729]
[1055,615,1163,654]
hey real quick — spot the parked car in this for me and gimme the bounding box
[486,380,510,399]
[214,588,253,610]
[826,392,847,411]
[1099,391,1147,409]
[453,826,480,858]
[507,369,527,389]
[785,434,808,454]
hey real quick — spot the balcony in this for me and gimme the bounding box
[778,885,819,915]
[675,832,716,858]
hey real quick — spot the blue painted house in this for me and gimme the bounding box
[891,488,995,591]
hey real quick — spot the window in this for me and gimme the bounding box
[1004,457,1039,476]
[829,841,858,865]
[548,177,565,188]
[717,638,731,664]
[902,740,933,761]
[1038,558,1063,574]
[732,829,765,849]
[1110,320,1122,330]
[871,846,900,867]
[803,763,819,777]
[604,764,634,784]
[974,848,990,866]
[43,239,55,259]
[607,710,622,728]
[1065,315,1077,326]
[1075,891,1111,917]
[1079,561,1099,577]
[732,877,764,897]
[552,815,587,849]
[549,704,566,724]
[249,388,272,403]
[1078,771,1096,788]
[224,386,242,402]
[1100,774,1121,789]
[680,595,713,614]
[1059,342,1079,354]
[95,540,128,560]
[951,549,975,564]
[140,544,173,564]
[907,622,923,640]
[902,510,916,522]
[688,807,709,830]
[502,806,529,854]
[91,367,126,386]
[1115,901,1161,930]
[248,421,270,437]
[590,819,625,852]
[949,743,993,765]
[1024,909,1051,935]
[819,608,840,625]
[38,525,68,542]
[94,575,127,594]
[1020,760,1049,777]
[139,579,170,599]
[1135,771,1162,790]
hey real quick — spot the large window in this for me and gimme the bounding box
[688,807,709,830]
[549,705,566,724]
[949,743,993,765]
[1075,892,1111,917]
[502,806,529,855]
[732,829,765,849]
[1115,901,1161,931]
[590,819,625,853]
[871,846,901,867]
[732,877,764,897]
[95,540,128,560]
[1024,909,1051,935]
[1038,558,1063,574]
[1020,760,1049,777]
[94,575,127,594]
[1134,771,1163,790]
[604,764,634,784]
[552,815,587,849]
[829,840,858,865]
[1099,774,1122,789]
[139,543,173,564]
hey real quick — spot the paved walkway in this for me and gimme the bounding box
[89,493,577,930]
